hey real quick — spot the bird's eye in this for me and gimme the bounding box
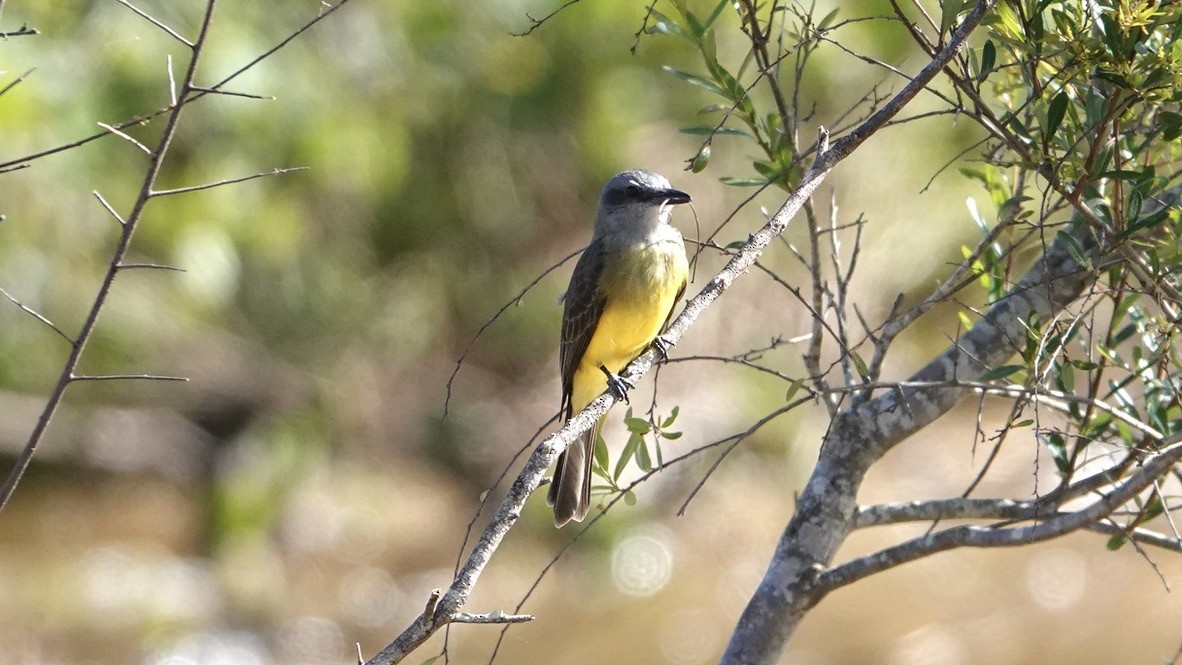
[625,184,642,199]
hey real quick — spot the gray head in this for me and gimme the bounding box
[594,169,691,238]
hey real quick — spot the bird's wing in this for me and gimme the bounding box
[560,238,607,418]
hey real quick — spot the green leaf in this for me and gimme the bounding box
[1106,532,1129,550]
[940,0,965,36]
[623,490,638,506]
[850,352,869,380]
[1045,431,1070,473]
[701,27,718,66]
[1055,362,1075,392]
[818,8,840,31]
[636,440,652,471]
[719,177,768,187]
[624,416,651,434]
[690,145,710,173]
[1045,91,1069,141]
[1056,229,1091,268]
[661,431,683,440]
[661,406,680,428]
[614,432,642,481]
[662,66,727,98]
[702,0,729,29]
[978,40,996,80]
[981,364,1025,381]
[785,377,804,402]
[679,126,751,137]
[1014,419,1034,428]
[1160,111,1182,141]
[593,434,609,474]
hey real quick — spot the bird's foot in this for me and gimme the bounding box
[652,334,675,362]
[599,365,635,403]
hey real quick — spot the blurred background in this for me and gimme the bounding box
[1,1,1179,664]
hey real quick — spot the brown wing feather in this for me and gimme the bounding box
[559,239,607,418]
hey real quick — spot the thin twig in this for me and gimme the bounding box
[115,0,195,47]
[151,166,307,196]
[0,287,73,344]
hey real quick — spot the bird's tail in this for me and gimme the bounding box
[548,422,598,527]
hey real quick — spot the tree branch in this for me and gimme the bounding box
[817,439,1182,594]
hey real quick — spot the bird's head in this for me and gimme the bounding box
[595,169,691,236]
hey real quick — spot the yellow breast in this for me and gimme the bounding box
[571,239,688,410]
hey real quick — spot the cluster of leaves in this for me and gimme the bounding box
[959,1,1182,537]
[591,406,682,506]
[646,0,830,189]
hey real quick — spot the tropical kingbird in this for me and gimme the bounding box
[547,169,691,527]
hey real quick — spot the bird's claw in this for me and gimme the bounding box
[599,365,635,403]
[652,334,674,362]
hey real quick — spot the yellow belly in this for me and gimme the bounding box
[571,241,687,411]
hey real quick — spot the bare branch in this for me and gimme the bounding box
[510,0,583,37]
[115,0,194,47]
[92,191,126,226]
[189,85,274,100]
[451,612,533,625]
[0,67,34,99]
[0,287,73,344]
[96,122,152,155]
[69,374,188,383]
[150,166,308,196]
[117,262,186,272]
[816,440,1182,595]
[0,22,37,38]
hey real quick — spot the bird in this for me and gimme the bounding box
[547,169,691,527]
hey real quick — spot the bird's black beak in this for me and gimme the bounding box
[653,188,692,205]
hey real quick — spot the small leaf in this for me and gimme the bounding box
[719,177,768,187]
[690,145,710,173]
[614,433,642,481]
[785,377,804,402]
[1045,91,1069,141]
[1106,532,1128,550]
[662,66,727,98]
[1056,229,1091,268]
[940,0,965,36]
[636,440,652,471]
[1014,419,1034,428]
[978,40,996,81]
[850,352,869,380]
[624,417,651,434]
[661,406,680,428]
[818,7,840,30]
[593,434,609,473]
[1159,110,1182,141]
[623,490,638,506]
[981,364,1025,381]
[679,126,751,137]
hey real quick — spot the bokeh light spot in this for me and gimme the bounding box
[611,527,674,597]
[1025,548,1087,610]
